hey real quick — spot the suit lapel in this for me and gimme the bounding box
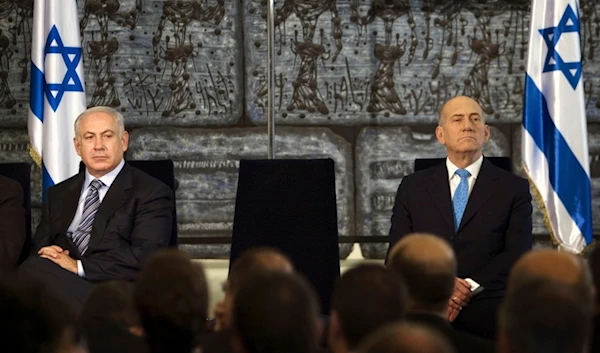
[60,174,85,234]
[458,158,498,231]
[88,164,133,251]
[428,164,455,233]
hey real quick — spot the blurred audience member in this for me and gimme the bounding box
[388,233,494,353]
[213,247,293,332]
[0,273,84,353]
[135,250,208,353]
[328,264,406,353]
[357,323,456,353]
[233,271,320,353]
[507,249,593,311]
[498,280,591,353]
[79,281,146,353]
[584,245,600,353]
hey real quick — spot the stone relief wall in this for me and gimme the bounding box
[0,0,599,258]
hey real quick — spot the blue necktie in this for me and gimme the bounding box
[71,179,103,255]
[452,169,471,232]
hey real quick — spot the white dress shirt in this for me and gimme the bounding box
[446,155,483,200]
[67,159,125,277]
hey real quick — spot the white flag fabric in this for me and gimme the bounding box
[28,0,86,195]
[522,0,592,253]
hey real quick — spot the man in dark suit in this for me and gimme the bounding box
[20,106,174,313]
[0,175,26,267]
[388,233,494,353]
[388,96,532,338]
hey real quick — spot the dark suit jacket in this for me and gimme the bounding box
[406,313,495,353]
[0,175,26,267]
[33,163,174,283]
[389,158,532,297]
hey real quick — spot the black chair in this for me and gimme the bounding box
[230,159,341,314]
[79,160,178,246]
[414,157,513,173]
[0,162,32,264]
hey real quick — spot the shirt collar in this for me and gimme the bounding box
[83,159,125,191]
[446,155,483,180]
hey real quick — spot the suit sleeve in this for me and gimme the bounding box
[0,180,26,267]
[469,178,533,291]
[81,182,174,282]
[32,190,56,251]
[388,176,413,254]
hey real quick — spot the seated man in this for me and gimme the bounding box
[0,174,26,267]
[21,106,174,313]
[388,96,533,338]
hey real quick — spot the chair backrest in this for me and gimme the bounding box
[79,160,178,246]
[414,157,513,173]
[230,159,340,314]
[0,163,32,264]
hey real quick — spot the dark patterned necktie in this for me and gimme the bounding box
[71,179,103,255]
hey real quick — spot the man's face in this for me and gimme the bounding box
[435,97,490,154]
[74,112,128,178]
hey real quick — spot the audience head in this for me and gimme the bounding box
[357,322,455,353]
[233,271,320,353]
[328,264,407,353]
[498,279,592,353]
[388,233,456,313]
[508,249,593,312]
[80,280,138,328]
[135,249,208,353]
[0,274,82,353]
[73,106,128,178]
[218,247,293,330]
[436,96,489,160]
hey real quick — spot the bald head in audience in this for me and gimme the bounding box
[358,323,455,353]
[498,279,592,353]
[215,247,294,331]
[388,233,456,314]
[507,249,593,310]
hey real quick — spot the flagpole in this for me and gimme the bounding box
[266,0,275,159]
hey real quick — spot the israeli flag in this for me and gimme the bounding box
[28,0,86,196]
[522,0,592,253]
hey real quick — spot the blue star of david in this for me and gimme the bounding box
[43,25,84,112]
[539,4,582,90]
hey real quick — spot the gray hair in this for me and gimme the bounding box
[74,106,125,139]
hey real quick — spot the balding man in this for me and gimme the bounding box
[507,249,593,311]
[498,280,592,353]
[388,234,494,353]
[388,96,533,338]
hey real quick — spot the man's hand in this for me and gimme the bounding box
[40,250,77,274]
[451,277,473,308]
[38,245,65,258]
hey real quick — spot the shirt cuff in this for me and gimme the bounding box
[77,260,86,278]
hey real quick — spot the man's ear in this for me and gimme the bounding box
[435,125,446,145]
[73,137,82,157]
